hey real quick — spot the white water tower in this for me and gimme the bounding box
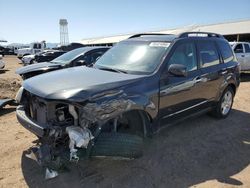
[59,19,69,45]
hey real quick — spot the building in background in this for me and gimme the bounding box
[59,19,69,46]
[79,19,250,46]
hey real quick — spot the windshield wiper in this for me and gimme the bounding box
[98,67,128,74]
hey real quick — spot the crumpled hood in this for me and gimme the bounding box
[23,66,144,101]
[16,62,61,75]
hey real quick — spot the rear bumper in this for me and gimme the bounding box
[16,105,46,137]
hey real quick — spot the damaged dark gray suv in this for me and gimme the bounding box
[16,32,240,178]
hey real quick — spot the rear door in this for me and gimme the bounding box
[159,40,205,123]
[195,40,224,102]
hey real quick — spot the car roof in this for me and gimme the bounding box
[126,35,177,43]
[70,46,110,56]
[229,42,250,45]
[77,46,110,51]
[124,32,225,43]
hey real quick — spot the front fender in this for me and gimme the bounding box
[78,90,157,127]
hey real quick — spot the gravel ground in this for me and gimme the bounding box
[0,55,249,188]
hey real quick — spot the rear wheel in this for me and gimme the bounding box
[211,87,234,118]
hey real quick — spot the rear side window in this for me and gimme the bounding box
[168,42,197,71]
[198,41,220,68]
[244,44,250,53]
[234,44,244,53]
[217,40,234,63]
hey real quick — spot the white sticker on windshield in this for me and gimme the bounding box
[149,42,170,48]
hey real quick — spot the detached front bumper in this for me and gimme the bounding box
[16,105,47,137]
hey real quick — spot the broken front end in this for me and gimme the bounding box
[16,88,144,178]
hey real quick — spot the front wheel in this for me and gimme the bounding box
[91,132,143,159]
[211,87,234,118]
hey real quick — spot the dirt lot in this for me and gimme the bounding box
[0,55,249,188]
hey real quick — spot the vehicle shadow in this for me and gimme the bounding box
[21,109,250,188]
[0,69,9,74]
[241,72,250,82]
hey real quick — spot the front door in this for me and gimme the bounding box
[243,43,250,70]
[159,40,206,124]
[234,43,245,69]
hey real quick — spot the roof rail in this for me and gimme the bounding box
[128,33,173,39]
[179,32,224,39]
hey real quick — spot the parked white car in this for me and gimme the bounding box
[0,55,5,69]
[21,54,36,65]
[230,42,250,71]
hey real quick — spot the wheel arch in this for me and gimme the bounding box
[227,83,236,95]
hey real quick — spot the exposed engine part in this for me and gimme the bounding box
[69,105,78,126]
[45,168,58,180]
[66,126,94,162]
[55,107,66,122]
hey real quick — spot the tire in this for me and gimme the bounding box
[211,87,234,118]
[91,132,143,159]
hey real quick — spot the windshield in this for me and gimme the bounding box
[94,41,170,74]
[51,47,85,64]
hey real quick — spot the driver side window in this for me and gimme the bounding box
[234,44,244,53]
[168,42,197,71]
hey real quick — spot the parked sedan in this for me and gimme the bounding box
[21,50,64,65]
[16,47,109,79]
[35,50,66,63]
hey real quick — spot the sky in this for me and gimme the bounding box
[0,0,250,44]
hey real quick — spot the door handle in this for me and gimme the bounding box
[241,55,245,57]
[194,77,207,83]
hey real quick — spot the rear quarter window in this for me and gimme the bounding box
[217,40,234,63]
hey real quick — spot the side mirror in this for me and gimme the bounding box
[168,64,187,77]
[75,60,86,66]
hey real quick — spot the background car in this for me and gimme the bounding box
[0,46,5,56]
[35,50,66,63]
[21,54,36,65]
[230,42,250,71]
[21,50,66,66]
[16,46,110,79]
[0,55,5,69]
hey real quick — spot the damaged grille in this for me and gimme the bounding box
[23,90,74,126]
